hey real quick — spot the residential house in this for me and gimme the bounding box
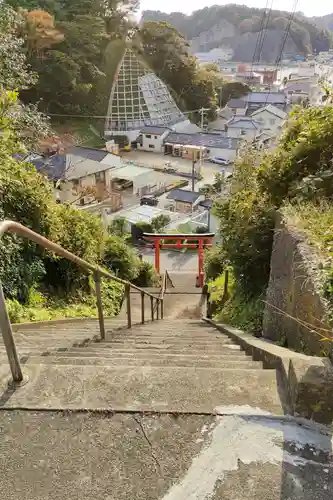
[166,189,203,214]
[244,92,288,111]
[226,98,248,116]
[225,116,261,140]
[250,105,287,135]
[254,131,276,150]
[164,132,239,162]
[136,126,171,153]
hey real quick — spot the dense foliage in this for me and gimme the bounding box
[4,0,138,114]
[212,105,333,334]
[142,6,331,59]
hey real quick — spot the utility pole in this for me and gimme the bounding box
[192,151,196,192]
[199,107,210,130]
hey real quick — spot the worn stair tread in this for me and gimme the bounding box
[23,355,262,369]
[47,349,248,359]
[0,364,283,414]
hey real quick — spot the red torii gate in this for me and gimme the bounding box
[142,232,215,288]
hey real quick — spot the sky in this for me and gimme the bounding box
[139,0,332,18]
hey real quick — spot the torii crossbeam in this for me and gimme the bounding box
[142,232,215,288]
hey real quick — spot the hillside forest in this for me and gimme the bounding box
[143,5,332,61]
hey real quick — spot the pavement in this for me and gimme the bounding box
[1,409,332,500]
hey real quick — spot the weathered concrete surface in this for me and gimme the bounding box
[210,321,333,425]
[262,216,332,357]
[289,357,333,423]
[0,364,284,414]
[1,409,332,500]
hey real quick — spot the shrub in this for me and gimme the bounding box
[102,235,140,281]
[204,244,226,280]
[132,261,159,287]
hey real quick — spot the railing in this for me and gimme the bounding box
[0,220,164,384]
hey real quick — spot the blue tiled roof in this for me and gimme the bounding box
[67,146,108,162]
[15,153,67,180]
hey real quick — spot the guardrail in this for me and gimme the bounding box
[0,220,163,383]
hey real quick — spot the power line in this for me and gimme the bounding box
[250,0,270,74]
[264,0,299,106]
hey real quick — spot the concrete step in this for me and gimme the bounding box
[1,410,331,500]
[69,345,243,355]
[24,355,262,369]
[96,337,235,346]
[52,348,248,360]
[0,364,284,414]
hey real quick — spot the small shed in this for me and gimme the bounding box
[166,189,203,214]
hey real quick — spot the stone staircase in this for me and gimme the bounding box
[1,272,332,500]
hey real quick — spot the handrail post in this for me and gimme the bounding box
[126,283,132,328]
[150,296,154,321]
[0,281,23,382]
[156,299,160,320]
[161,298,164,319]
[94,271,106,340]
[141,291,145,324]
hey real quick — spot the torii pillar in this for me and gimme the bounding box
[142,232,215,288]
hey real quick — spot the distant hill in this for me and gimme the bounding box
[142,5,332,62]
[311,13,333,31]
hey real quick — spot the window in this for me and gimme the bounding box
[269,119,275,125]
[95,171,105,183]
[149,144,155,149]
[155,136,158,139]
[145,134,151,138]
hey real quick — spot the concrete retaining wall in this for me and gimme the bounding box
[262,216,332,357]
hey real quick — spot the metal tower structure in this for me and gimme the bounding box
[105,48,186,136]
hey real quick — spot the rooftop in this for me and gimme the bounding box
[251,104,287,120]
[109,204,181,225]
[16,153,67,180]
[164,132,239,150]
[111,164,152,180]
[227,98,247,109]
[166,188,201,204]
[67,146,108,162]
[140,126,171,135]
[227,117,261,129]
[245,92,286,105]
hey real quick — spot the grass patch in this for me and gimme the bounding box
[52,119,105,149]
[6,281,124,324]
[282,201,333,254]
[208,269,264,335]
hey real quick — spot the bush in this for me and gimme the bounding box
[102,235,140,281]
[204,244,226,280]
[132,261,159,287]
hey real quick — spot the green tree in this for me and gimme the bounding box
[138,21,218,117]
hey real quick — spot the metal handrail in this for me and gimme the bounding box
[0,220,163,383]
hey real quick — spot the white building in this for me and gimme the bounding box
[251,105,287,135]
[137,126,171,153]
[163,132,239,162]
[225,116,261,140]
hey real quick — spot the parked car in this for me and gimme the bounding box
[140,194,158,207]
[208,156,230,166]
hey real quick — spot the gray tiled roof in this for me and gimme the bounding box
[167,189,201,204]
[227,117,261,129]
[67,146,108,162]
[227,98,247,108]
[245,92,286,104]
[164,133,239,150]
[140,126,171,135]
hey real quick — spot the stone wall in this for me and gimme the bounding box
[262,215,332,357]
